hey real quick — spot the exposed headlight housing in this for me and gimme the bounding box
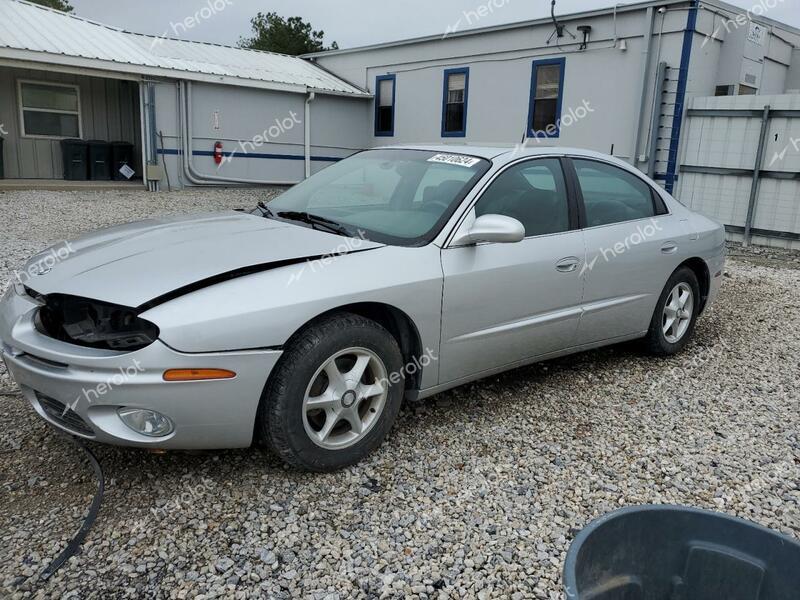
[35,294,159,351]
[118,408,174,437]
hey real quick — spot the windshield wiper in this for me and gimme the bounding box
[257,201,275,218]
[277,211,354,237]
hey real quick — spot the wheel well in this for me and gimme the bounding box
[679,257,710,311]
[292,303,425,391]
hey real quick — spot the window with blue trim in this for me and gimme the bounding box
[375,75,396,137]
[527,58,565,138]
[441,67,469,137]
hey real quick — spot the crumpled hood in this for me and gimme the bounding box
[22,211,383,308]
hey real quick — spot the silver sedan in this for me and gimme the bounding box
[0,146,725,471]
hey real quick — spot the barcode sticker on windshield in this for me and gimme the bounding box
[428,154,481,168]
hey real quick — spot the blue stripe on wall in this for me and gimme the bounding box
[664,0,699,194]
[157,149,343,163]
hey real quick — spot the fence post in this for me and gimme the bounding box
[743,105,771,247]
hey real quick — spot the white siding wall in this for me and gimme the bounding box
[153,81,369,189]
[313,2,799,184]
[315,7,693,166]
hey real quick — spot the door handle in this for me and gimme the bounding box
[661,242,678,255]
[556,257,580,273]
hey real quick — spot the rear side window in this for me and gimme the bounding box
[573,160,658,227]
[475,158,570,237]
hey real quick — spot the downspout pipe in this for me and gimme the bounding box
[144,81,159,192]
[180,80,303,186]
[138,82,150,191]
[148,83,159,181]
[140,81,159,192]
[177,82,216,187]
[305,91,316,179]
[631,6,656,169]
[178,81,221,187]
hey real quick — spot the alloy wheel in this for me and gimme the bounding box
[662,282,694,344]
[302,347,389,450]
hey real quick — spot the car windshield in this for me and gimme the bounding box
[266,149,491,246]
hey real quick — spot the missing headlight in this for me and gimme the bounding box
[36,294,159,351]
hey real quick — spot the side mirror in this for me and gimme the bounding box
[451,214,526,246]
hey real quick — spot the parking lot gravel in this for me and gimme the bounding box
[1,188,798,599]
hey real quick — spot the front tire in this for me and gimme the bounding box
[643,266,701,356]
[259,313,404,471]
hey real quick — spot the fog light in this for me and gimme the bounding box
[118,408,174,437]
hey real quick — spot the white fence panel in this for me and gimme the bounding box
[676,94,800,249]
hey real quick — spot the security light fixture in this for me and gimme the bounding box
[577,25,592,50]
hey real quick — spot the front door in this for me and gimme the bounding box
[439,158,586,384]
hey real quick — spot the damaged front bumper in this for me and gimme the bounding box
[0,287,279,449]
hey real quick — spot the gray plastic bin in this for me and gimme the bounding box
[564,505,800,600]
[61,138,89,180]
[88,140,112,180]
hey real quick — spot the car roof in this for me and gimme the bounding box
[372,144,620,163]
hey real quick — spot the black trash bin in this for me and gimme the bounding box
[564,505,800,600]
[87,140,112,181]
[111,141,135,181]
[60,138,89,180]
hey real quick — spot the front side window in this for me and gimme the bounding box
[374,75,396,136]
[19,81,81,138]
[573,159,658,227]
[268,149,490,246]
[527,58,565,138]
[475,158,570,237]
[442,68,469,137]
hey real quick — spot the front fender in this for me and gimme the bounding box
[141,245,444,389]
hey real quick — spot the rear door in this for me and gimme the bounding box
[568,158,680,345]
[438,157,586,384]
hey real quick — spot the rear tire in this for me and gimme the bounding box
[259,313,404,472]
[643,266,701,356]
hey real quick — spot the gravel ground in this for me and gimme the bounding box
[1,188,798,599]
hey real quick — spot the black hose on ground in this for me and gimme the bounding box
[39,435,104,581]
